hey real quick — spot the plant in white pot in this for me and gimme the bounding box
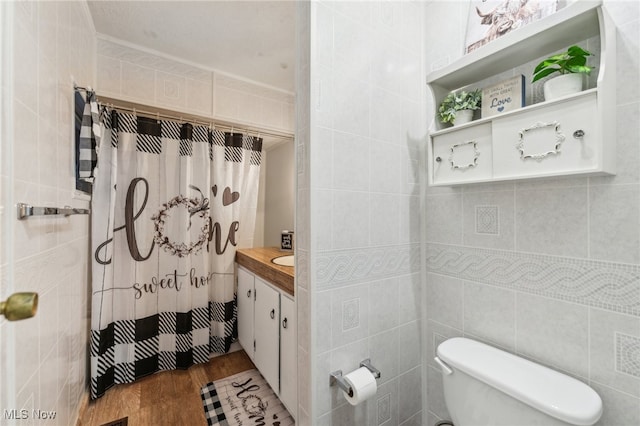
[438,89,482,126]
[532,45,594,101]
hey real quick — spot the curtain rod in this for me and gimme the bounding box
[91,93,294,142]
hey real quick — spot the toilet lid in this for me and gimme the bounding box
[437,337,602,426]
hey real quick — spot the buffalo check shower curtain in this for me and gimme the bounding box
[90,108,262,399]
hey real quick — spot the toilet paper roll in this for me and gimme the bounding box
[342,367,377,406]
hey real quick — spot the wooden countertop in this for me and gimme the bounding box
[236,247,294,296]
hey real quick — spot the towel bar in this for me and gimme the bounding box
[17,203,89,220]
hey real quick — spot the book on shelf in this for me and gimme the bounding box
[481,75,526,118]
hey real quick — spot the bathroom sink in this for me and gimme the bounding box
[271,254,294,267]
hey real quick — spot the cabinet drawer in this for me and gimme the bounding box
[492,93,598,179]
[431,123,492,185]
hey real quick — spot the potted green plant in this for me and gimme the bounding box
[438,89,482,126]
[532,45,594,101]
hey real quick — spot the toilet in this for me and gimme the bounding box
[434,337,603,426]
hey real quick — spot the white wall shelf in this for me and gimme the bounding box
[427,0,616,187]
[431,89,597,138]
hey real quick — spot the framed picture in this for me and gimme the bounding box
[481,75,525,118]
[465,0,558,54]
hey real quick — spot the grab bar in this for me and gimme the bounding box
[17,203,90,220]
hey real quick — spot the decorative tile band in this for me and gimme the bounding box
[426,243,640,316]
[616,333,640,378]
[316,244,421,290]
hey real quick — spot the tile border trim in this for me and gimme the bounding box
[316,244,421,289]
[426,243,640,316]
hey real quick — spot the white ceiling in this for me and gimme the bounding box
[87,0,296,93]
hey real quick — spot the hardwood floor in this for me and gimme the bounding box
[78,350,255,426]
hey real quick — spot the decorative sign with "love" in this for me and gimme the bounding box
[481,75,526,118]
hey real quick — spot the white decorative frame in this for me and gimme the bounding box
[449,140,480,170]
[517,121,565,160]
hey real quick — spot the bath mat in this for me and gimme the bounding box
[200,369,294,426]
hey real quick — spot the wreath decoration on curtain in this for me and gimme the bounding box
[152,194,210,257]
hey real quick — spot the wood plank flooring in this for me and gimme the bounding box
[78,350,255,426]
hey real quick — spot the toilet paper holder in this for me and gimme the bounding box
[330,358,381,397]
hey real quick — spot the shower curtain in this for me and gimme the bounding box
[89,108,262,399]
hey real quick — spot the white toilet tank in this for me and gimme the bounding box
[435,337,602,426]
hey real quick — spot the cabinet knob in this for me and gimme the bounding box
[435,156,442,162]
[247,289,251,298]
[270,309,275,319]
[282,317,288,329]
[573,129,585,139]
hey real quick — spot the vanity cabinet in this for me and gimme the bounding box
[427,0,615,186]
[253,276,280,392]
[279,294,297,414]
[237,265,297,418]
[237,267,255,360]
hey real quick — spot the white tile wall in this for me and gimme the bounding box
[463,281,516,351]
[295,1,312,422]
[298,1,426,424]
[589,184,640,263]
[516,293,590,378]
[96,38,294,134]
[425,0,640,423]
[0,1,95,425]
[515,185,589,257]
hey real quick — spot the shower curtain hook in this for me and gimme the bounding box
[156,111,160,123]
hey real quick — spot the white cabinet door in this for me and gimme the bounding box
[237,267,255,360]
[431,123,493,185]
[492,93,599,180]
[254,276,280,393]
[279,294,297,418]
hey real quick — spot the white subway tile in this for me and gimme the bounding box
[185,77,213,116]
[121,61,155,104]
[464,282,516,351]
[426,273,463,330]
[96,55,122,96]
[398,366,422,424]
[369,277,399,334]
[515,186,589,257]
[589,184,640,263]
[516,293,589,378]
[332,131,370,191]
[13,102,39,185]
[155,71,186,109]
